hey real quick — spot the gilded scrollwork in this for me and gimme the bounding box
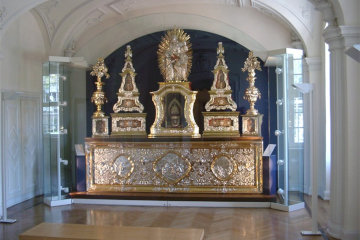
[86,140,263,193]
[149,82,200,138]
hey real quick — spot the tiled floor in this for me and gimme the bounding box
[1,196,328,240]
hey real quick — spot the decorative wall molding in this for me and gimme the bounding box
[85,8,105,26]
[33,0,58,43]
[1,91,42,207]
[34,0,91,44]
[339,26,360,48]
[108,0,137,15]
[0,5,7,29]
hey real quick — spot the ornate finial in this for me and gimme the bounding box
[90,58,109,118]
[90,58,110,80]
[125,45,132,60]
[217,42,224,57]
[241,51,261,73]
[242,51,262,115]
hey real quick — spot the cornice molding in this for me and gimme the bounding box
[339,26,360,48]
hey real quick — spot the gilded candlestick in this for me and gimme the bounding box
[241,51,262,115]
[90,58,110,118]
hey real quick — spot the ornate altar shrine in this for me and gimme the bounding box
[85,29,265,195]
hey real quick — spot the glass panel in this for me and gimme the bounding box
[43,61,71,203]
[273,49,304,207]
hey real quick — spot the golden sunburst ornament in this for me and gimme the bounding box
[157,29,192,82]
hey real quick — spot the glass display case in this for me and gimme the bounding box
[42,60,72,206]
[268,48,305,210]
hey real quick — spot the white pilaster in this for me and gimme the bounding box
[324,24,360,239]
[304,57,326,199]
[0,49,3,218]
[323,25,346,239]
[340,26,360,240]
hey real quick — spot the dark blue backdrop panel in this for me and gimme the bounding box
[86,29,274,148]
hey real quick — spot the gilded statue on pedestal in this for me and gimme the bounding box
[149,29,199,138]
[158,29,192,82]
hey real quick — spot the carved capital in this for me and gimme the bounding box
[311,0,337,26]
[323,26,344,51]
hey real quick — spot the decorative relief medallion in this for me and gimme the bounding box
[211,155,237,181]
[203,112,239,137]
[92,117,109,137]
[111,154,134,179]
[111,113,146,136]
[153,151,191,184]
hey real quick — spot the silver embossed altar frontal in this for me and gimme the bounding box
[85,139,263,193]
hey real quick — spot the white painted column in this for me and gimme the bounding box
[324,25,346,239]
[0,48,3,218]
[339,26,360,240]
[324,24,360,239]
[304,57,326,199]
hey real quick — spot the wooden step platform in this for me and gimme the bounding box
[70,191,276,202]
[19,223,204,240]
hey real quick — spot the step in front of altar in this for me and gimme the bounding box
[70,192,276,202]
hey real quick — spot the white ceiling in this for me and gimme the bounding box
[1,0,324,62]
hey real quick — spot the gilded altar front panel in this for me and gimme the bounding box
[85,139,263,193]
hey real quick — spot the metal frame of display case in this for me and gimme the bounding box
[265,48,305,212]
[42,56,87,206]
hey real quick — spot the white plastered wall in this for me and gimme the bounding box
[0,10,47,216]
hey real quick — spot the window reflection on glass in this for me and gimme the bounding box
[292,58,304,144]
[43,73,60,134]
